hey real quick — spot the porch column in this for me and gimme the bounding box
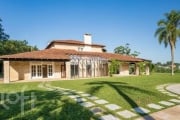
[108,62,111,76]
[66,61,71,79]
[135,65,140,75]
[146,66,150,75]
[3,61,10,83]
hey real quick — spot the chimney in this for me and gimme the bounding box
[83,34,92,44]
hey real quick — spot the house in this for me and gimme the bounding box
[0,34,150,83]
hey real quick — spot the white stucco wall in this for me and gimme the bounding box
[119,63,129,75]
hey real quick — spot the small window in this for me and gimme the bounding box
[31,65,36,77]
[78,47,83,51]
[48,65,53,76]
[37,65,42,77]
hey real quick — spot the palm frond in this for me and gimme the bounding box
[157,19,167,26]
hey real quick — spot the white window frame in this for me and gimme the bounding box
[30,64,42,79]
[47,64,54,78]
[30,62,54,79]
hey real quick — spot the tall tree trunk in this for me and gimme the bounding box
[170,42,174,76]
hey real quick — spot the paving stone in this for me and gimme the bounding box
[94,99,108,104]
[161,91,170,94]
[77,91,84,94]
[81,93,91,97]
[117,110,137,118]
[80,102,95,108]
[100,114,119,120]
[147,103,164,110]
[169,99,180,103]
[159,101,175,106]
[104,104,121,111]
[167,93,178,97]
[133,107,150,114]
[74,98,87,103]
[88,96,99,100]
[90,107,104,115]
[62,92,71,95]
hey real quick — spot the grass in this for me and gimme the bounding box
[52,73,180,109]
[0,73,180,119]
[0,82,95,120]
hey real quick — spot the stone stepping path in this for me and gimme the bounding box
[41,83,162,120]
[156,84,180,99]
[169,99,180,103]
[159,101,175,106]
[94,99,109,104]
[117,110,137,118]
[147,103,164,110]
[42,83,180,120]
[100,114,120,120]
[105,104,121,111]
[133,107,151,114]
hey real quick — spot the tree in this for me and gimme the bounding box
[109,60,120,76]
[155,10,180,75]
[0,40,38,55]
[114,43,131,55]
[0,18,9,40]
[114,43,140,57]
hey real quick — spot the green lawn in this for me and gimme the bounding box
[0,73,180,119]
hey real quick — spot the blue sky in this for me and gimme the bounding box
[0,0,180,63]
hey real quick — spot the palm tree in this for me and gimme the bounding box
[155,10,180,75]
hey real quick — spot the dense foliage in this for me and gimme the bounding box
[109,60,120,76]
[153,61,180,73]
[0,40,38,55]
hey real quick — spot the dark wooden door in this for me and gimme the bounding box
[42,65,47,78]
[61,65,66,78]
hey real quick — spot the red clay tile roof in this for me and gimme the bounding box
[46,40,105,49]
[0,49,146,62]
[0,49,70,61]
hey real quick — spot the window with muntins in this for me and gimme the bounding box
[31,65,36,77]
[37,65,42,77]
[48,65,53,76]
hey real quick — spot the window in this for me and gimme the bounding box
[37,65,42,77]
[78,47,83,51]
[31,64,53,78]
[71,64,79,78]
[31,65,36,77]
[48,65,53,77]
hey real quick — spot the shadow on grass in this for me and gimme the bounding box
[86,81,156,120]
[0,89,95,120]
